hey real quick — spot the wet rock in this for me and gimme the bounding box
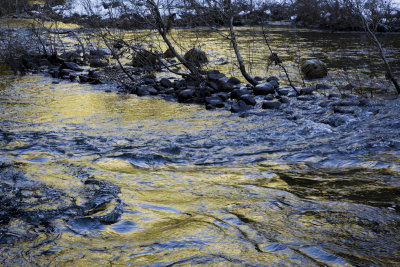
[148,87,159,95]
[279,96,290,104]
[278,88,290,96]
[178,88,196,103]
[136,85,151,96]
[206,80,219,91]
[231,100,249,113]
[60,61,83,72]
[173,79,187,90]
[207,71,226,82]
[240,94,256,106]
[262,100,281,109]
[214,92,230,101]
[254,82,275,95]
[269,79,279,89]
[227,77,241,85]
[320,113,350,127]
[300,86,315,95]
[254,76,264,81]
[58,69,73,78]
[184,48,208,66]
[334,107,355,114]
[231,88,250,99]
[205,96,225,109]
[297,95,314,101]
[89,58,109,68]
[144,78,155,85]
[301,59,328,79]
[264,95,275,101]
[267,76,279,82]
[160,78,172,88]
[216,77,235,92]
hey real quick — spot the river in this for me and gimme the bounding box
[1,26,400,266]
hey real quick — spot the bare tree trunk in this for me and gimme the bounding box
[146,0,203,82]
[358,4,400,94]
[228,16,258,86]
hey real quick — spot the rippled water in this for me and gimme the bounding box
[1,64,400,266]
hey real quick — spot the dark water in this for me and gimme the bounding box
[1,26,400,266]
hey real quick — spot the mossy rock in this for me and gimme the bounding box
[301,59,327,79]
[184,48,208,66]
[132,49,161,68]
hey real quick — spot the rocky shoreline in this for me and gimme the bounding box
[15,48,388,124]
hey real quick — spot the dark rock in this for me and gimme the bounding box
[173,80,187,90]
[329,93,341,98]
[254,76,264,81]
[267,76,279,82]
[333,101,359,107]
[205,96,225,109]
[301,59,328,79]
[60,62,83,71]
[206,81,219,91]
[136,85,151,96]
[278,88,290,96]
[231,88,250,99]
[164,88,175,95]
[160,78,172,88]
[318,101,331,108]
[88,70,98,78]
[334,107,355,114]
[262,100,281,109]
[178,89,196,103]
[89,48,110,58]
[279,96,290,104]
[231,100,249,113]
[148,87,159,95]
[300,86,315,95]
[207,72,226,82]
[216,77,234,92]
[144,78,155,85]
[297,95,314,101]
[341,93,358,99]
[264,95,274,101]
[214,92,229,101]
[58,68,73,78]
[321,114,350,127]
[227,77,241,85]
[89,58,109,68]
[240,94,256,106]
[269,79,279,89]
[254,82,275,95]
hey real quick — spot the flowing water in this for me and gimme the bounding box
[1,27,400,266]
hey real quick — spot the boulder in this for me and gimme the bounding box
[231,88,250,99]
[254,82,275,95]
[89,58,109,68]
[60,62,83,71]
[262,100,281,109]
[178,88,196,103]
[159,78,172,88]
[231,100,249,113]
[240,94,256,106]
[301,59,327,79]
[184,48,208,66]
[227,77,241,85]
